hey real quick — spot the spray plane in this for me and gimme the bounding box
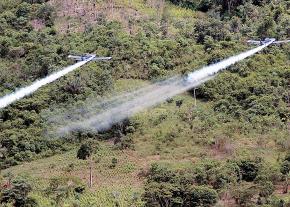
[68,54,112,62]
[247,38,290,45]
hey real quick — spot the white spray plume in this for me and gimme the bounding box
[0,56,95,109]
[187,41,272,82]
[54,42,272,135]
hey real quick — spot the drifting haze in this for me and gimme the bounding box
[50,42,272,136]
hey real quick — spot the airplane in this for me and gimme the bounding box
[68,54,112,62]
[247,38,290,45]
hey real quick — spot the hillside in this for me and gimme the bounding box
[0,0,290,206]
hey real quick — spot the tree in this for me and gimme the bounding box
[193,160,239,190]
[258,181,274,203]
[237,159,261,182]
[76,141,99,188]
[16,2,31,18]
[232,182,258,206]
[143,163,185,206]
[24,0,49,3]
[0,37,11,57]
[143,163,218,206]
[110,157,118,168]
[143,181,182,207]
[168,0,198,10]
[280,153,290,193]
[45,176,85,205]
[257,17,276,38]
[185,186,218,207]
[160,6,169,37]
[77,143,93,160]
[176,100,183,108]
[0,178,36,207]
[36,4,55,26]
[194,18,231,43]
[280,161,290,175]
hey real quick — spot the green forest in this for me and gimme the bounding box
[0,0,289,206]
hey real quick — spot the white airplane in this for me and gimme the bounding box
[247,38,290,45]
[68,54,112,62]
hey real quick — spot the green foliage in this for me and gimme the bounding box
[36,4,55,27]
[0,0,289,205]
[0,3,113,168]
[77,144,93,160]
[110,157,118,169]
[258,181,274,199]
[231,182,258,206]
[76,139,99,160]
[23,0,50,4]
[45,176,85,206]
[193,159,239,189]
[168,0,198,10]
[0,178,36,207]
[237,158,262,182]
[185,185,218,207]
[195,18,231,43]
[280,152,290,175]
[143,163,218,206]
[115,136,135,150]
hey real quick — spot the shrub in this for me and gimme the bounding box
[143,163,218,206]
[280,161,290,175]
[0,178,36,207]
[185,185,218,207]
[258,181,274,199]
[36,4,55,26]
[232,182,258,206]
[110,158,118,169]
[237,159,261,182]
[77,144,93,160]
[114,136,135,150]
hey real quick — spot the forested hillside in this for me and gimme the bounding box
[0,0,289,206]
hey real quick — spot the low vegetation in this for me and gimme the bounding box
[0,0,289,206]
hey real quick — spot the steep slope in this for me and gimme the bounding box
[0,0,290,206]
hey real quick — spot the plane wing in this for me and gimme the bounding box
[273,40,290,44]
[247,40,261,45]
[68,54,112,62]
[68,55,84,61]
[93,57,112,61]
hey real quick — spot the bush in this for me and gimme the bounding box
[77,144,93,160]
[258,181,274,199]
[237,159,261,182]
[36,4,55,26]
[143,163,218,206]
[232,182,258,206]
[0,178,36,207]
[45,176,85,205]
[110,157,118,168]
[279,153,290,179]
[193,160,239,190]
[185,186,218,207]
[114,136,135,150]
[280,161,290,175]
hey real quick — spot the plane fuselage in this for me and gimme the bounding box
[68,54,112,62]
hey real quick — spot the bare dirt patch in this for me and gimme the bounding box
[48,0,149,33]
